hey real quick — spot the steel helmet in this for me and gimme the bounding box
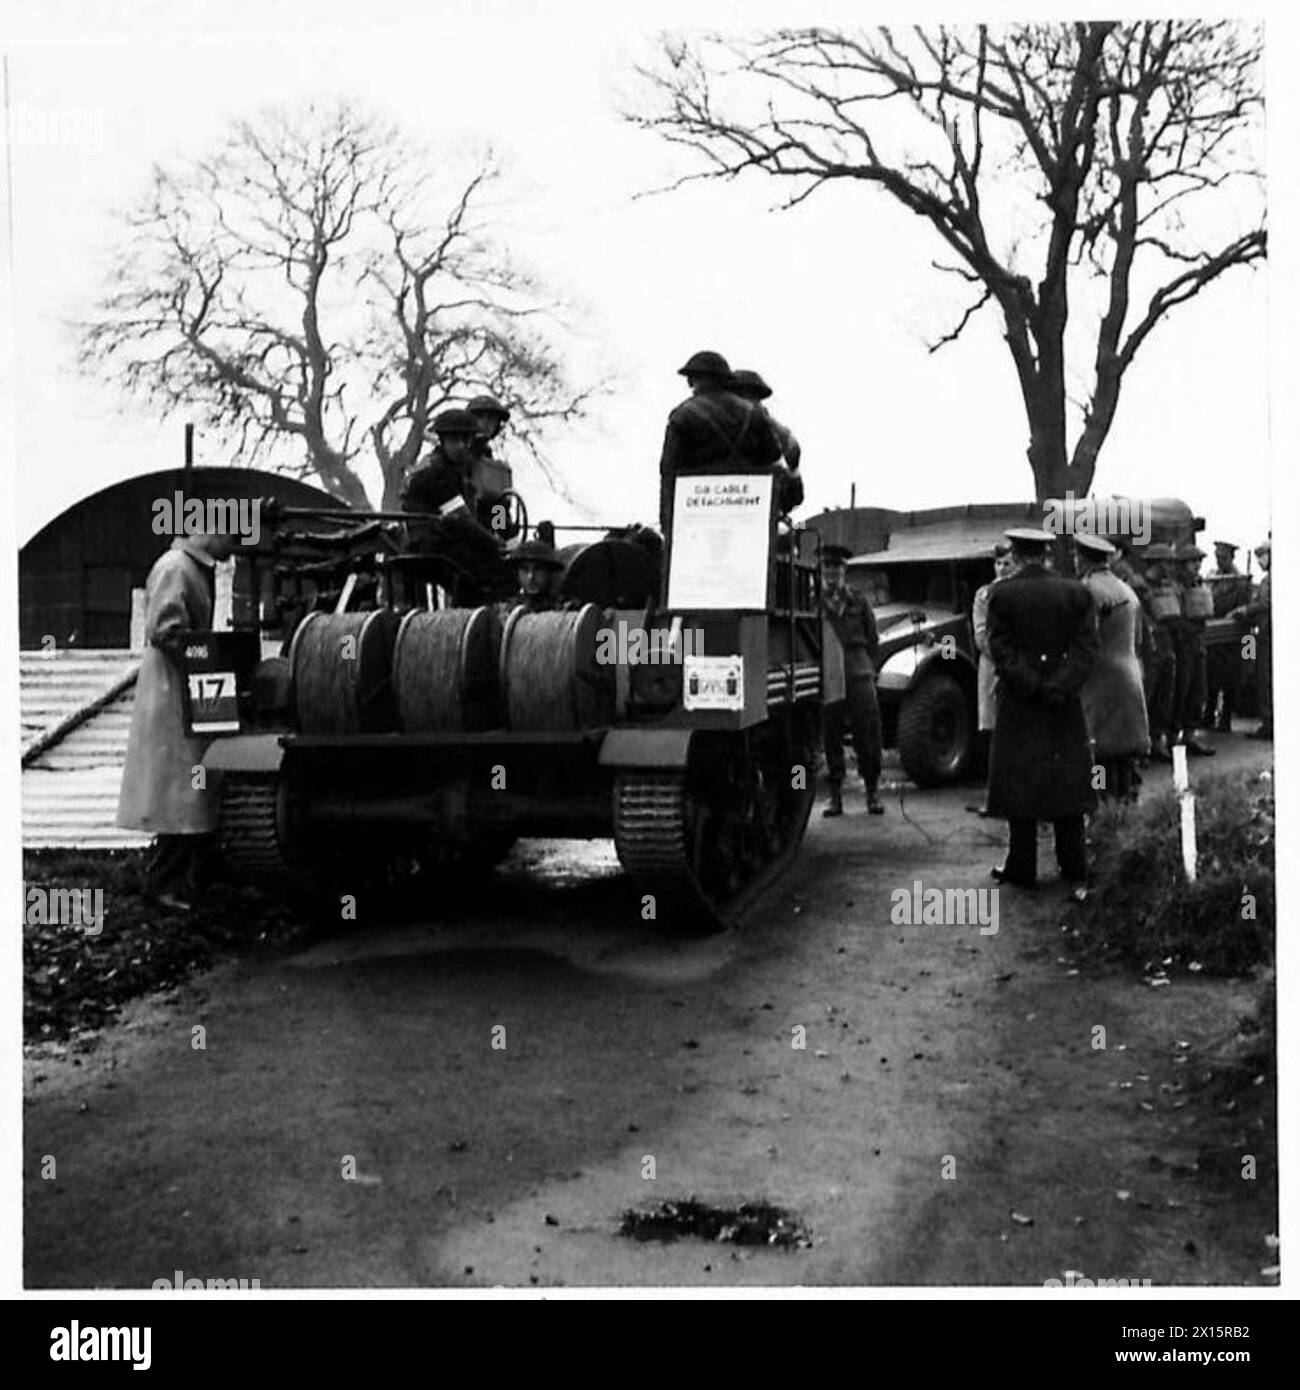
[677,350,731,379]
[509,539,564,571]
[467,395,511,420]
[432,408,480,438]
[729,368,773,400]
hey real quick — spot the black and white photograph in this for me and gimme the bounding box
[7,0,1291,1329]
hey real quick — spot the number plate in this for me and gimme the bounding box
[186,671,239,733]
[683,655,745,711]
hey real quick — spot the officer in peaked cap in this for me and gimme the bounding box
[658,350,783,535]
[1073,533,1116,558]
[1006,522,1056,544]
[467,395,511,460]
[985,525,1098,899]
[819,542,883,816]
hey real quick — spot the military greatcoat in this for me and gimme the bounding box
[985,564,1098,821]
[1080,568,1150,757]
[116,539,218,835]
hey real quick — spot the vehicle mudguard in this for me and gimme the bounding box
[202,734,285,774]
[878,644,976,694]
[598,728,695,769]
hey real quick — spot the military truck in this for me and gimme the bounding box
[848,497,1224,786]
[191,465,826,932]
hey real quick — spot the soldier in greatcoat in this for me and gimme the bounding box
[985,528,1098,899]
[117,530,238,909]
[1074,533,1149,801]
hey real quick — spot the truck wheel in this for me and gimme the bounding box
[897,673,973,786]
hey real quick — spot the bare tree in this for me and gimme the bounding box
[80,102,598,508]
[632,21,1265,503]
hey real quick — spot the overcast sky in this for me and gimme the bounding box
[1,0,1289,561]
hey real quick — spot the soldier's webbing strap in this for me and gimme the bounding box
[698,398,755,463]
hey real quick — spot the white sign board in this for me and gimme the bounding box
[667,474,773,611]
[683,654,745,711]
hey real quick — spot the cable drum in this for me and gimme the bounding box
[392,607,502,732]
[499,602,614,731]
[289,609,399,734]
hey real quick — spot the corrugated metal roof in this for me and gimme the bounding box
[21,651,150,849]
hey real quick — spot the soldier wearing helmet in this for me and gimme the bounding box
[400,408,510,602]
[403,409,482,518]
[467,395,511,461]
[730,367,804,510]
[658,350,785,536]
[506,538,566,613]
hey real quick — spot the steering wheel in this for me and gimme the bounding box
[493,489,529,541]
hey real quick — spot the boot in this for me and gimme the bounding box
[866,783,884,815]
[823,782,844,818]
[1149,735,1172,763]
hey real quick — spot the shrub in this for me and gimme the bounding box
[1076,768,1273,976]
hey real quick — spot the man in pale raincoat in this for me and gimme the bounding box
[1074,532,1149,801]
[117,531,237,908]
[969,540,1014,815]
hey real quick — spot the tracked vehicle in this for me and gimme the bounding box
[196,466,827,931]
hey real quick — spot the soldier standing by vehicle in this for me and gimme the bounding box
[1074,534,1149,801]
[1231,537,1272,740]
[1171,544,1215,756]
[117,529,238,910]
[969,541,1014,814]
[1204,541,1251,731]
[658,350,785,537]
[985,528,1098,900]
[1139,544,1181,763]
[819,543,884,817]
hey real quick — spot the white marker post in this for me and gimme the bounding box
[1171,743,1197,882]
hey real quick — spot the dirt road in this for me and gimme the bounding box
[25,741,1275,1288]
